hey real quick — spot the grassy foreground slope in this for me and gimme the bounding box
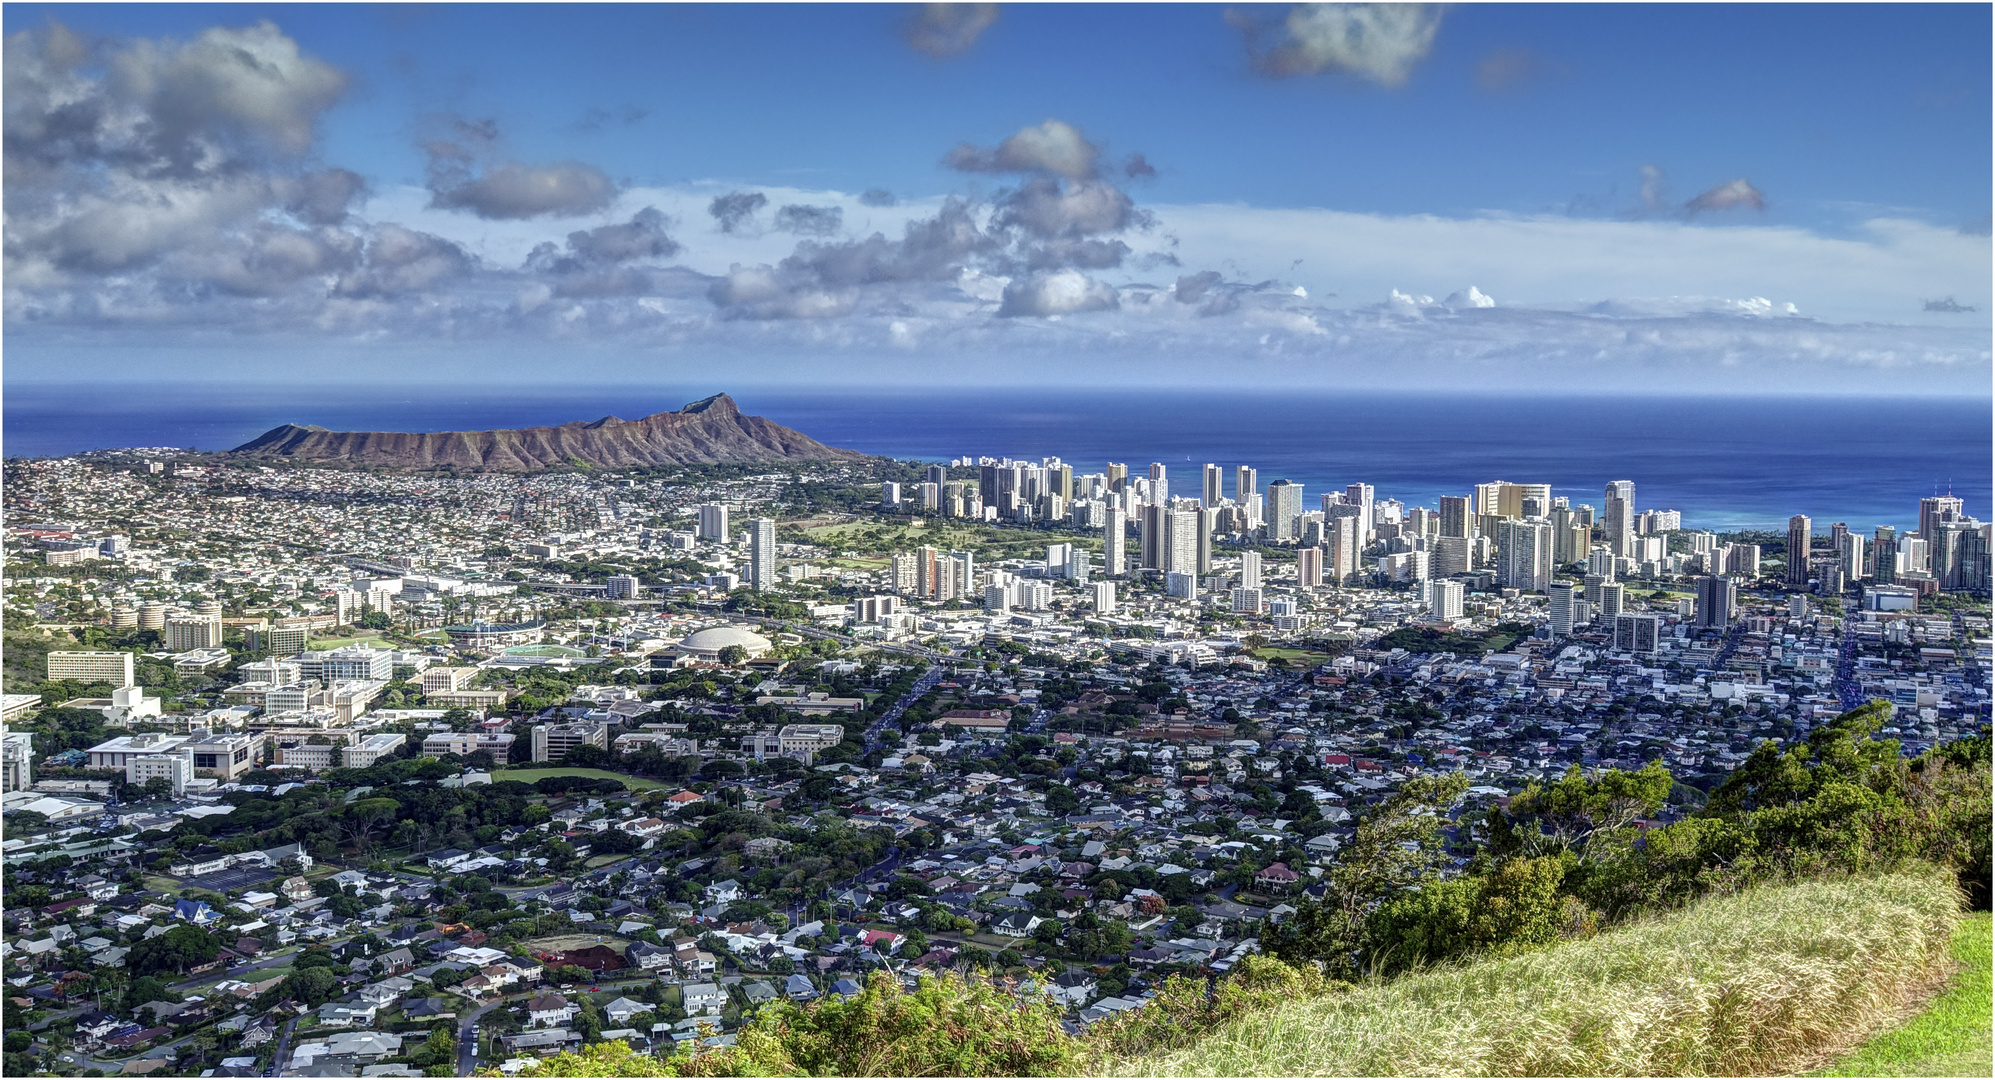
[1109,869,1962,1078]
[1818,910,1992,1078]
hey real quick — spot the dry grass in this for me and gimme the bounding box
[1106,869,1963,1077]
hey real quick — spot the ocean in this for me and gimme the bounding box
[3,383,1988,534]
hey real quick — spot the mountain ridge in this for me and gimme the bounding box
[229,393,866,471]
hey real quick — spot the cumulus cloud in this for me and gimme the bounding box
[335,224,472,297]
[903,3,999,57]
[998,269,1120,318]
[1685,178,1766,215]
[946,118,1100,180]
[708,264,857,319]
[427,160,616,220]
[283,167,367,226]
[1233,3,1444,86]
[523,207,681,295]
[775,203,844,236]
[708,198,996,318]
[708,190,768,234]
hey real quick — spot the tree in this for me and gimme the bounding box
[1044,785,1080,816]
[281,967,340,1006]
[127,925,220,977]
[718,644,749,666]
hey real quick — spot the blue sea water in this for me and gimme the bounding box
[3,383,1987,534]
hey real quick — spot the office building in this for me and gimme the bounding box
[127,747,194,796]
[1786,515,1812,587]
[919,482,941,511]
[1106,462,1128,493]
[1548,582,1578,639]
[1696,575,1736,628]
[1427,578,1464,619]
[926,464,947,487]
[1239,551,1262,590]
[697,503,729,542]
[421,667,477,694]
[1266,480,1303,542]
[1202,464,1223,507]
[1614,614,1663,654]
[1092,581,1117,614]
[47,651,136,687]
[1235,465,1257,506]
[532,720,608,763]
[1431,537,1471,577]
[1932,520,1992,593]
[1495,519,1554,593]
[1296,546,1323,587]
[748,518,776,590]
[1597,581,1624,619]
[422,732,517,766]
[605,575,640,599]
[1604,480,1636,556]
[343,733,406,769]
[300,646,394,682]
[881,482,901,509]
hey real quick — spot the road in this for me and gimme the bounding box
[456,997,510,1075]
[866,667,945,753]
[265,1016,298,1077]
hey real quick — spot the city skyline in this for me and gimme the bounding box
[3,3,1990,395]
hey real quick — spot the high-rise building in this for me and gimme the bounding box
[1495,519,1554,593]
[1165,508,1200,576]
[1345,483,1375,544]
[48,651,136,687]
[1919,496,1965,541]
[1428,578,1464,619]
[1548,582,1578,639]
[1604,481,1636,557]
[1196,507,1216,574]
[1239,551,1263,590]
[165,613,223,651]
[1231,587,1263,614]
[1327,516,1361,582]
[1597,581,1624,620]
[1296,546,1323,587]
[1106,462,1128,494]
[1165,571,1197,599]
[747,518,776,590]
[697,503,730,542]
[1836,530,1866,582]
[1266,480,1303,543]
[881,482,902,508]
[926,464,947,487]
[605,574,640,599]
[1102,508,1126,576]
[1587,545,1616,580]
[1092,581,1117,613]
[1786,515,1812,588]
[1473,481,1505,517]
[1439,495,1472,540]
[1614,613,1663,653]
[1432,537,1470,577]
[1203,464,1223,508]
[1235,466,1257,506]
[1932,520,1992,593]
[1696,575,1736,628]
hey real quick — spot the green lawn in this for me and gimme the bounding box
[491,766,670,790]
[1817,910,1992,1078]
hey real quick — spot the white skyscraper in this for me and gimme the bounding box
[1428,578,1464,619]
[1345,483,1375,544]
[1203,463,1223,508]
[1549,581,1578,639]
[1235,465,1257,506]
[1267,480,1303,543]
[748,518,776,590]
[1604,481,1636,557]
[1496,518,1554,593]
[697,503,730,542]
[1102,507,1126,576]
[1239,551,1262,590]
[1092,581,1117,613]
[1165,508,1200,576]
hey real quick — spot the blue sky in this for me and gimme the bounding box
[5,3,1990,393]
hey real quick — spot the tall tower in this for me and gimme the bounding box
[1919,496,1964,540]
[1345,483,1375,544]
[1266,480,1303,543]
[1106,463,1128,494]
[1604,481,1636,557]
[748,518,776,590]
[1439,495,1471,540]
[1548,582,1577,640]
[1495,518,1553,593]
[1785,515,1812,588]
[1235,466,1257,505]
[1202,464,1223,508]
[1696,574,1736,628]
[1102,507,1126,577]
[1872,525,1896,584]
[1296,546,1323,587]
